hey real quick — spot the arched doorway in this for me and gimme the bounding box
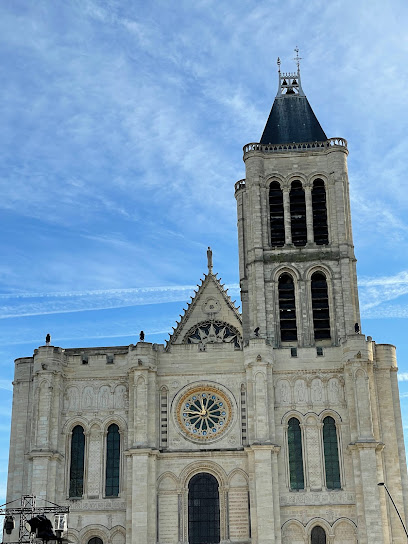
[311,525,326,544]
[188,473,220,544]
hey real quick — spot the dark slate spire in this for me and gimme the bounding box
[260,54,327,145]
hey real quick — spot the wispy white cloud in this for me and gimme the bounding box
[0,380,13,392]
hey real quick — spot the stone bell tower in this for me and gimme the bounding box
[235,57,360,348]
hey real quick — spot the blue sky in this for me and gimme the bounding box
[1,0,408,507]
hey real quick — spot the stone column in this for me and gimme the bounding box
[283,189,292,245]
[304,185,314,244]
[304,419,323,491]
[249,445,278,544]
[127,449,157,544]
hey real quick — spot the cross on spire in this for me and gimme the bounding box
[293,46,302,73]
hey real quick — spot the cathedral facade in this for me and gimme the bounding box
[5,64,408,544]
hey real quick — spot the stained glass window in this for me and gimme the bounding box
[311,272,331,340]
[323,416,341,489]
[185,320,242,349]
[278,274,298,342]
[269,181,285,247]
[312,179,329,245]
[311,525,326,544]
[69,425,85,498]
[105,424,120,497]
[288,418,304,490]
[188,473,220,544]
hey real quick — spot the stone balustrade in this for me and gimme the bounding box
[243,137,347,158]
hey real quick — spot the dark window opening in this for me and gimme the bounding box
[291,347,298,357]
[69,425,85,498]
[311,272,331,340]
[105,424,120,497]
[288,418,304,490]
[88,539,103,544]
[290,180,307,246]
[316,346,324,357]
[311,526,327,544]
[278,273,298,342]
[323,416,341,489]
[312,179,329,245]
[188,473,220,544]
[269,181,285,247]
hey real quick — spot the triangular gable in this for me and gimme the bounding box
[166,272,242,349]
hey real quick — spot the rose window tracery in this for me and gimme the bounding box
[176,386,233,441]
[184,320,242,349]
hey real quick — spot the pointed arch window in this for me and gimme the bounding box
[269,181,285,247]
[311,526,326,544]
[278,273,298,342]
[69,425,85,498]
[290,180,307,246]
[287,417,304,490]
[311,272,331,340]
[323,416,341,489]
[105,424,120,497]
[312,179,329,245]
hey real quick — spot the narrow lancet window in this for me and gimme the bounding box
[311,272,331,340]
[290,180,307,246]
[323,416,341,489]
[105,424,120,497]
[69,425,85,498]
[269,181,285,246]
[311,526,327,544]
[278,273,298,342]
[287,418,304,490]
[312,179,329,245]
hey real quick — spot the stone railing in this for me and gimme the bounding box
[234,179,246,193]
[243,137,347,157]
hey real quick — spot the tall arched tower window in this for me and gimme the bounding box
[311,526,327,543]
[290,180,307,246]
[287,417,304,490]
[269,181,285,247]
[105,423,120,497]
[69,425,85,498]
[312,179,329,245]
[278,273,298,342]
[311,272,331,340]
[323,416,341,489]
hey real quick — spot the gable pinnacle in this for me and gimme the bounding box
[207,246,213,273]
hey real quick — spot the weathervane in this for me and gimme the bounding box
[294,46,302,72]
[277,57,281,73]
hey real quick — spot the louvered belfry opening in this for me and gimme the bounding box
[269,181,285,246]
[278,273,298,342]
[290,180,307,246]
[188,473,220,544]
[311,272,331,340]
[312,179,329,245]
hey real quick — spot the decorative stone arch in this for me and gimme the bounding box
[63,385,80,412]
[82,385,96,410]
[113,383,127,409]
[272,264,301,282]
[179,460,228,543]
[282,518,306,543]
[307,518,333,541]
[285,172,308,189]
[276,379,292,405]
[227,467,249,486]
[281,409,304,426]
[136,374,146,386]
[332,518,357,543]
[80,525,110,544]
[265,173,285,188]
[110,525,126,544]
[66,529,79,544]
[102,415,127,434]
[304,263,333,281]
[318,408,342,424]
[157,471,179,543]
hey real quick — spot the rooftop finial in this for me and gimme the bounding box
[294,46,302,73]
[207,246,213,273]
[277,57,281,73]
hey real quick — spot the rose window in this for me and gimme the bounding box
[176,386,232,441]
